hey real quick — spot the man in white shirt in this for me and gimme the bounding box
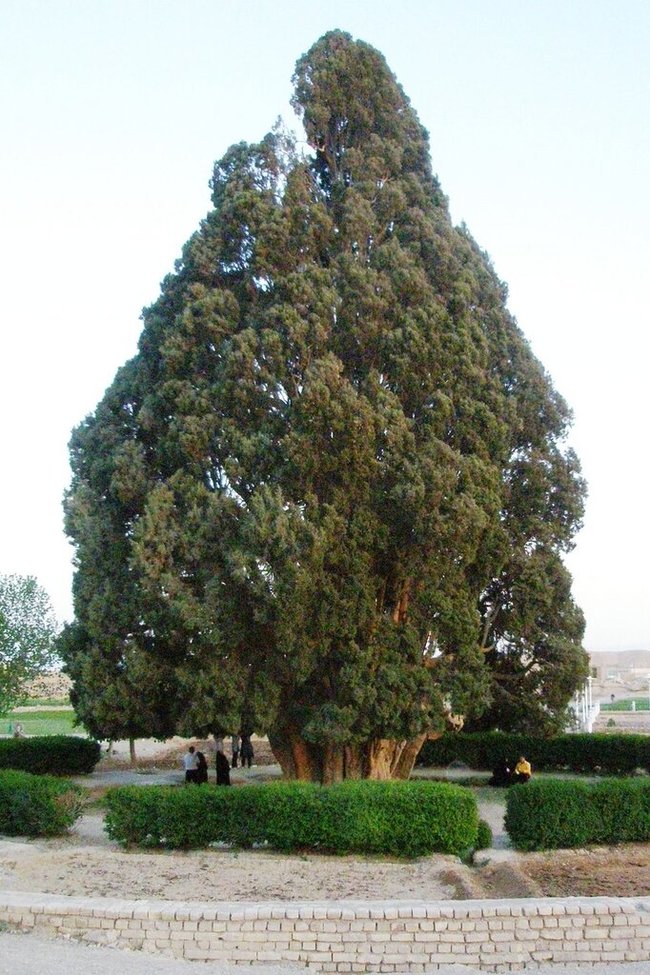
[182,745,199,784]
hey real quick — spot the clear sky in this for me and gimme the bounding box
[1,1,648,652]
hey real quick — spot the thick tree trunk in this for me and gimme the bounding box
[129,737,137,767]
[268,725,438,783]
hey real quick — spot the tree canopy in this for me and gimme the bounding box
[64,32,588,780]
[0,574,58,715]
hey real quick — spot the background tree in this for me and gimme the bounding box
[64,32,587,780]
[0,574,58,715]
[57,621,178,763]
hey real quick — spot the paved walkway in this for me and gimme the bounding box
[71,762,276,789]
[1,931,647,975]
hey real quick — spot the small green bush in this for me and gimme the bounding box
[0,735,100,775]
[417,731,650,775]
[0,770,85,836]
[505,778,650,851]
[105,779,478,858]
[475,818,493,850]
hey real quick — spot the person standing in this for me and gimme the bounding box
[231,734,240,769]
[240,734,254,769]
[182,745,199,784]
[196,750,209,784]
[216,748,231,785]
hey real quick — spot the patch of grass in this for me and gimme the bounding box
[601,698,650,712]
[79,785,110,810]
[5,709,79,737]
[19,695,71,708]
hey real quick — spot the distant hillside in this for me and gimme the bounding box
[23,672,72,701]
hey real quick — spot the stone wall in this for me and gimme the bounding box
[1,892,649,971]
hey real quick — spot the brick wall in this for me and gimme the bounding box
[1,892,649,971]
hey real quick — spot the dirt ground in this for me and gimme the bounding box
[1,736,648,903]
[521,844,650,897]
[2,816,647,904]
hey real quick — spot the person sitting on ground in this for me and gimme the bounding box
[511,755,532,783]
[182,745,199,784]
[216,748,231,786]
[196,750,209,784]
[488,758,512,787]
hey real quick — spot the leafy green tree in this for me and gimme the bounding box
[57,621,178,763]
[471,441,588,734]
[0,574,58,715]
[64,32,587,781]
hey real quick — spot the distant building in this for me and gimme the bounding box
[589,650,650,685]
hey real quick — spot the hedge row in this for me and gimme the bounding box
[0,735,100,775]
[417,732,650,774]
[505,778,650,850]
[105,779,479,858]
[0,770,85,836]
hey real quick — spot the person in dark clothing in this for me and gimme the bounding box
[231,734,240,769]
[240,734,254,768]
[196,750,209,784]
[489,759,512,787]
[216,748,231,785]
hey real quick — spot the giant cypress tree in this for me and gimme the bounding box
[65,32,587,781]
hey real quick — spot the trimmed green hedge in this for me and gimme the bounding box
[417,732,650,775]
[0,735,100,775]
[505,778,650,850]
[0,770,85,836]
[105,779,478,858]
[476,819,493,850]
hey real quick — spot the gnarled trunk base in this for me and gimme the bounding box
[268,726,439,783]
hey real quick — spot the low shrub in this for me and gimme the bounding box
[417,732,650,775]
[475,818,493,850]
[505,778,650,851]
[0,735,100,775]
[0,770,85,836]
[105,779,478,858]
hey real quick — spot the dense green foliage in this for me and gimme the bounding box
[475,818,493,850]
[63,31,586,780]
[417,731,650,774]
[105,779,478,857]
[0,574,58,715]
[505,778,650,850]
[0,769,85,836]
[0,735,100,775]
[57,621,177,745]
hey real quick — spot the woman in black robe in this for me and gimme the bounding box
[196,750,209,784]
[216,749,231,785]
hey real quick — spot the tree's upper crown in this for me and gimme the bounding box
[292,31,433,188]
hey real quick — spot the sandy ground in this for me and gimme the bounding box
[0,826,466,901]
[0,738,484,903]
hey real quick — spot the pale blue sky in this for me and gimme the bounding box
[1,1,648,651]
